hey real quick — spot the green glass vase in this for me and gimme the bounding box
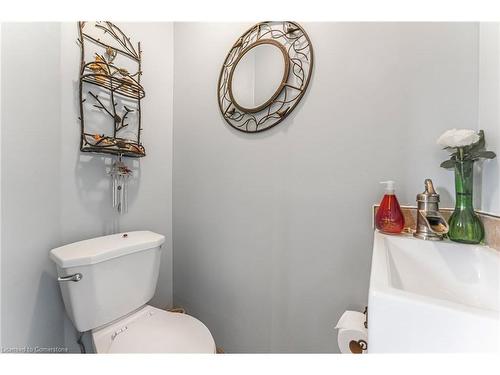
[448,160,484,244]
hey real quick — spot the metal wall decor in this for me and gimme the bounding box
[77,22,145,215]
[78,21,145,157]
[217,21,313,133]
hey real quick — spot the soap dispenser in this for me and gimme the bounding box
[375,181,405,234]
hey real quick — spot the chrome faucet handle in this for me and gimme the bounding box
[424,179,437,195]
[418,179,439,201]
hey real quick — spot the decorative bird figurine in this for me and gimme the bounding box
[88,55,107,84]
[101,138,113,145]
[117,68,129,76]
[105,46,117,62]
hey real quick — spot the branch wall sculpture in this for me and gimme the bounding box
[78,21,146,157]
[217,21,313,133]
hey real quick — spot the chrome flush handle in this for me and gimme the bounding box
[57,273,83,282]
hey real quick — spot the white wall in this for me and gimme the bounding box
[478,23,500,215]
[1,22,174,352]
[172,23,480,353]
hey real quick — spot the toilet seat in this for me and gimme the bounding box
[91,305,215,353]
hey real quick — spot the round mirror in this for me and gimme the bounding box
[218,22,313,133]
[229,40,288,113]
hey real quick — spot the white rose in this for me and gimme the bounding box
[436,129,480,148]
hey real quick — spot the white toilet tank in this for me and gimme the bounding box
[50,231,165,332]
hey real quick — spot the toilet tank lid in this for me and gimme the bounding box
[49,231,165,268]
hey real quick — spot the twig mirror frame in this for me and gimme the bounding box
[218,21,313,133]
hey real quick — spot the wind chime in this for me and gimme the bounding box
[109,156,132,214]
[77,21,146,214]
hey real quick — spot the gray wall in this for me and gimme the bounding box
[1,23,66,351]
[0,23,2,345]
[59,22,174,310]
[1,21,498,354]
[478,23,500,214]
[1,22,174,352]
[172,23,480,353]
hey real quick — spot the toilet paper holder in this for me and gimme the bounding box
[336,307,369,354]
[349,339,368,354]
[349,306,368,354]
[347,306,368,354]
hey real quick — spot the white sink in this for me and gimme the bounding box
[368,231,500,353]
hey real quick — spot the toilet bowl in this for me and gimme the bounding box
[49,231,215,353]
[92,305,215,353]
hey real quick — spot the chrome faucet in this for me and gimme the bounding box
[414,179,449,241]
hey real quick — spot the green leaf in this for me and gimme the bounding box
[440,159,456,169]
[472,150,497,159]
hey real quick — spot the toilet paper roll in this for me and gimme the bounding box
[335,310,368,354]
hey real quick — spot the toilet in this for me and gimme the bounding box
[49,231,215,353]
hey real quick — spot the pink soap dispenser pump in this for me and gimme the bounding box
[375,181,405,234]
